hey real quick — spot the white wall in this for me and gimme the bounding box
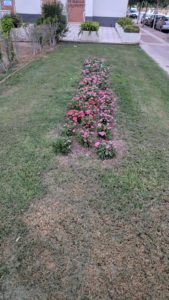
[60,0,67,6]
[93,0,128,17]
[85,0,93,17]
[15,0,67,15]
[60,0,67,15]
[15,0,41,14]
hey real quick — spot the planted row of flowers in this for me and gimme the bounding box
[55,58,117,159]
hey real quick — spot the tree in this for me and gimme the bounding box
[128,0,169,8]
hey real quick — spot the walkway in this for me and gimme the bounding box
[62,23,122,44]
[140,27,169,75]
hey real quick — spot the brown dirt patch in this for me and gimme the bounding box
[0,135,167,300]
[18,162,169,299]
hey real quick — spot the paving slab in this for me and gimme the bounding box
[141,34,162,44]
[140,28,169,75]
[62,23,122,44]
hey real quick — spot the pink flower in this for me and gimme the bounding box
[85,110,91,115]
[95,141,100,147]
[99,131,105,137]
[83,131,89,138]
[79,111,85,118]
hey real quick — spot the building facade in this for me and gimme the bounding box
[69,0,128,26]
[0,0,15,18]
[14,0,128,26]
[14,0,41,22]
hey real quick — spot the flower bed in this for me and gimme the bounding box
[60,58,117,159]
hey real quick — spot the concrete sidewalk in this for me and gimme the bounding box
[140,28,169,75]
[62,23,122,44]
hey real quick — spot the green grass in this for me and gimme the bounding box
[0,43,169,299]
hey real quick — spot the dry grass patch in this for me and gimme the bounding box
[16,160,169,299]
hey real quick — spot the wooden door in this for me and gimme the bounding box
[68,0,85,23]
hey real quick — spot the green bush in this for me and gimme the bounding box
[79,21,99,35]
[10,14,22,28]
[52,137,71,155]
[117,17,140,33]
[117,17,133,27]
[0,15,14,34]
[43,16,58,25]
[42,2,63,19]
[0,14,22,35]
[36,1,68,41]
[124,25,140,33]
[35,16,44,25]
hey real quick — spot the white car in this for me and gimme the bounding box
[127,8,139,19]
[155,16,169,32]
[127,7,139,19]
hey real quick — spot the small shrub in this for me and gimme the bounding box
[117,17,140,33]
[44,16,58,25]
[41,1,68,40]
[0,14,22,34]
[36,16,44,25]
[10,14,22,28]
[78,129,93,148]
[95,141,116,160]
[0,15,14,34]
[52,137,71,155]
[117,17,133,28]
[63,121,76,136]
[42,2,63,19]
[0,14,17,63]
[124,25,140,33]
[36,16,58,25]
[79,22,99,35]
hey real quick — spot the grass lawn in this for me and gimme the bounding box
[0,43,169,299]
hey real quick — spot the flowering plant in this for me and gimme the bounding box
[95,140,116,159]
[59,57,117,159]
[52,137,72,155]
[78,129,94,147]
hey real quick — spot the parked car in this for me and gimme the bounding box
[127,8,139,19]
[147,14,164,27]
[141,13,153,25]
[155,16,169,32]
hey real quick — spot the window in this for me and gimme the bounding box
[3,0,12,6]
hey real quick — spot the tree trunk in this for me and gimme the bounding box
[0,38,10,69]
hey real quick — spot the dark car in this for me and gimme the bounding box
[147,14,164,27]
[155,15,169,31]
[141,13,153,25]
